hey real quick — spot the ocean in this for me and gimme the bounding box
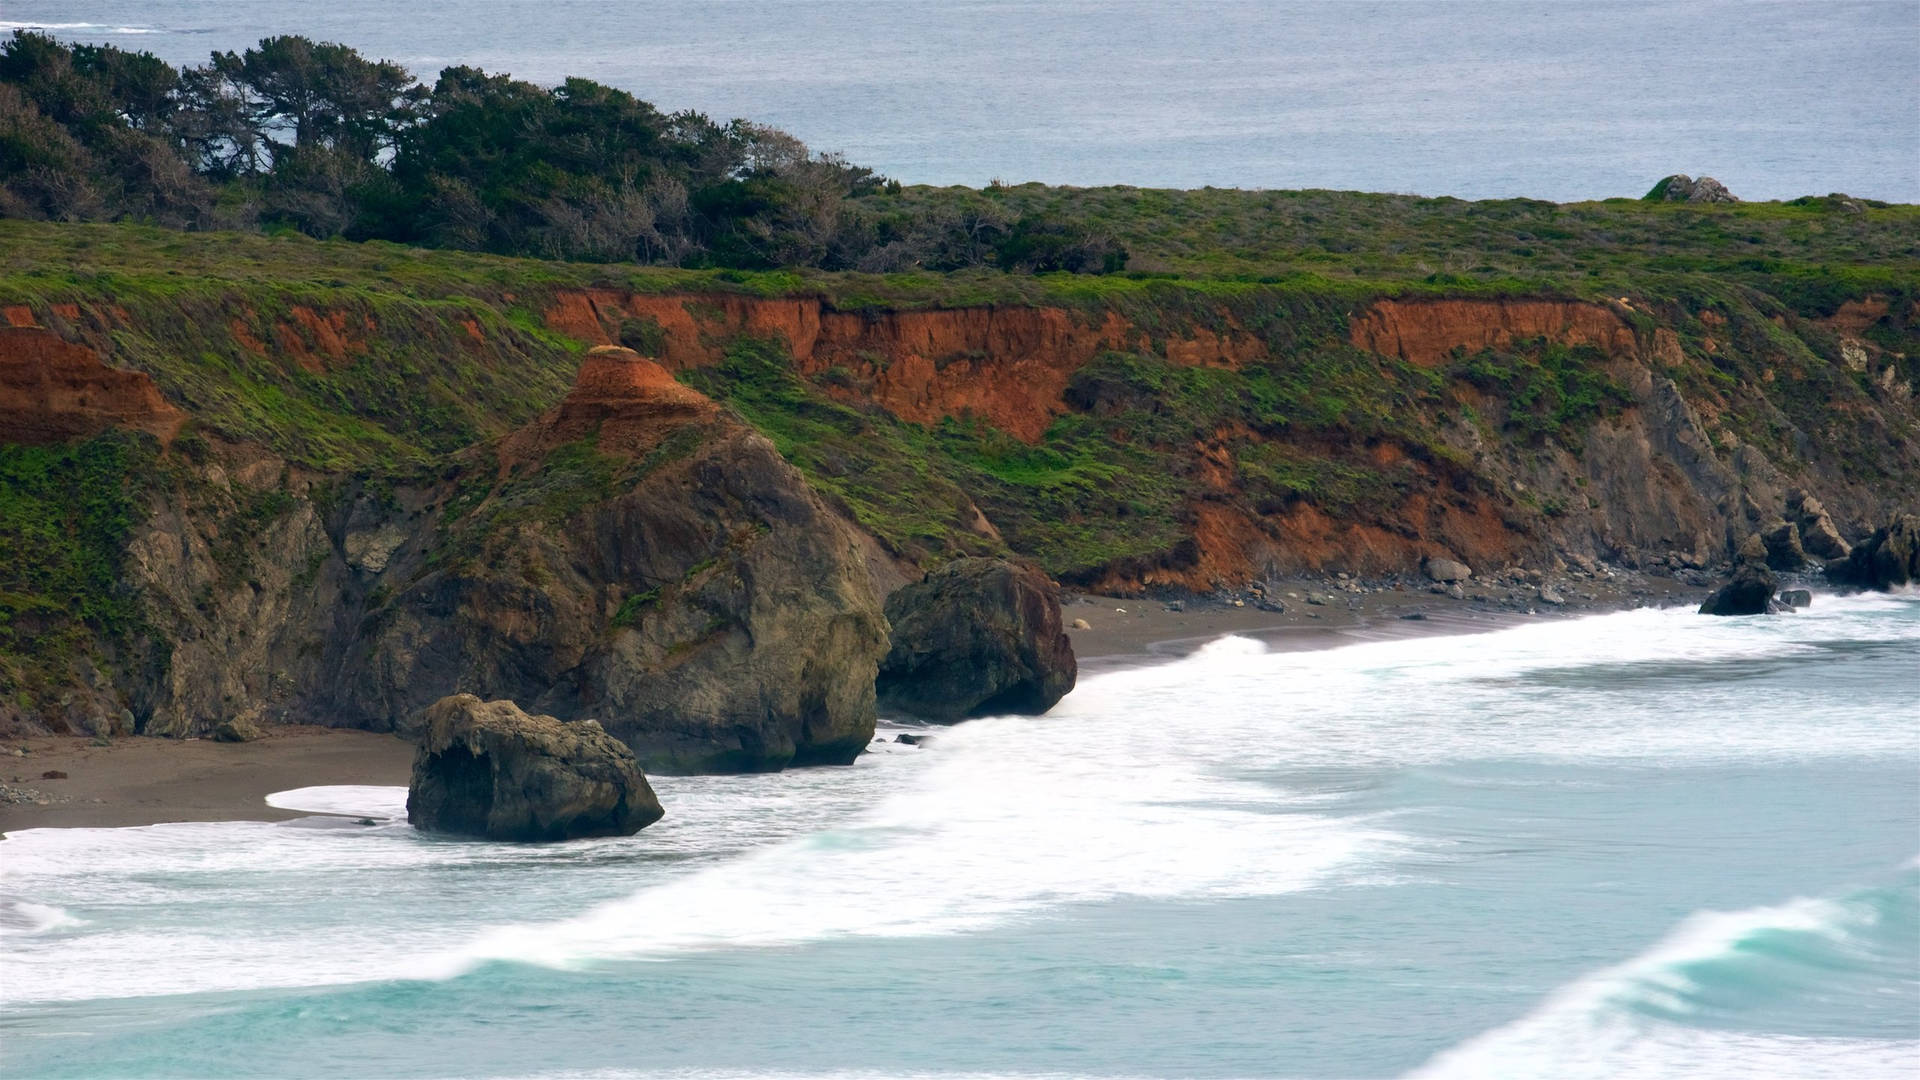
[2,595,1916,1078]
[3,1,1917,202]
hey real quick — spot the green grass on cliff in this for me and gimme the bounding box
[0,432,153,705]
[0,209,1914,580]
[1451,342,1635,447]
[867,185,1920,308]
[6,189,1916,314]
[683,336,1501,578]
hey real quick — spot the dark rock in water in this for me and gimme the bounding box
[1760,520,1807,571]
[1399,611,1427,621]
[1699,561,1778,616]
[1778,589,1812,608]
[1824,514,1920,592]
[877,558,1076,723]
[1646,174,1739,203]
[894,733,924,746]
[407,694,663,842]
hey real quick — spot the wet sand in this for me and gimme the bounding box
[1,567,1709,834]
[1068,568,1707,670]
[0,726,412,833]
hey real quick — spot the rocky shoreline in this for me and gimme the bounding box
[0,564,1708,835]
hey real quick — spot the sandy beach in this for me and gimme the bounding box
[0,726,413,833]
[0,568,1711,834]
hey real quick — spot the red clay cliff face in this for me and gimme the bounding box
[0,325,182,444]
[1349,298,1638,367]
[545,291,1263,443]
[531,345,720,457]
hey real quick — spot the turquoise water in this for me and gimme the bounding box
[4,1,1917,201]
[2,594,1917,1078]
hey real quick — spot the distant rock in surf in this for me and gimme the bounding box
[407,694,663,842]
[1698,544,1777,617]
[1777,589,1812,608]
[1823,513,1919,592]
[877,558,1076,723]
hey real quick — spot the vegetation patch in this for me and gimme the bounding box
[1449,341,1633,447]
[0,431,154,704]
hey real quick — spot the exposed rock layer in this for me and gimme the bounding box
[1348,298,1636,369]
[344,348,890,773]
[0,326,182,444]
[2,287,1915,741]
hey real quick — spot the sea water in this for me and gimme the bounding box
[2,593,1916,1078]
[3,1,1917,201]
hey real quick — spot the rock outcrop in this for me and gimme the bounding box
[1760,519,1807,571]
[1423,557,1472,583]
[1825,514,1920,591]
[408,694,663,842]
[1790,492,1852,561]
[345,347,891,773]
[4,278,1917,743]
[1647,175,1739,203]
[876,558,1076,722]
[212,714,264,742]
[1699,541,1778,616]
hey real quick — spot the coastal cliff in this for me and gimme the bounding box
[1,220,1915,749]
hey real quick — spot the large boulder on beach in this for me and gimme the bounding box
[1824,513,1920,591]
[407,694,664,842]
[1423,556,1472,583]
[1698,559,1777,617]
[876,558,1076,722]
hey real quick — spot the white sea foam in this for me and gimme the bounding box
[1405,877,1920,1079]
[417,685,1405,975]
[0,899,87,936]
[1065,592,1920,767]
[0,597,1912,1011]
[265,784,408,819]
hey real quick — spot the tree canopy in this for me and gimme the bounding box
[0,31,1124,273]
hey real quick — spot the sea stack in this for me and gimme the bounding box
[877,558,1077,722]
[408,694,664,842]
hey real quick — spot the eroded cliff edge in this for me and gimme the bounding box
[2,273,1915,749]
